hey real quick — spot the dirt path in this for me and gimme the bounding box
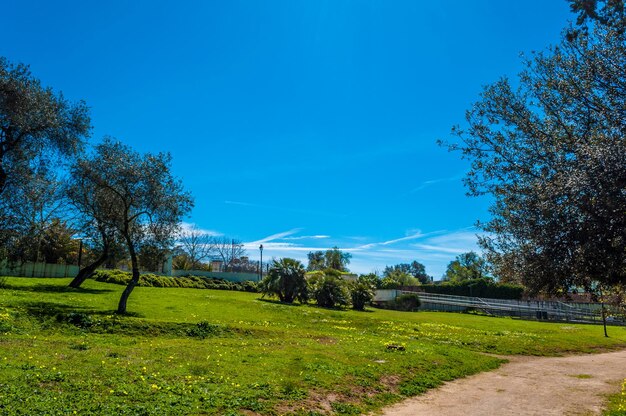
[381,349,626,416]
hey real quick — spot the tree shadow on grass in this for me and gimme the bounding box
[17,300,107,319]
[256,297,304,307]
[3,283,114,294]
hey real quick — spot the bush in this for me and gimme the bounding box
[389,293,421,311]
[260,258,308,303]
[60,312,94,328]
[311,272,349,308]
[187,321,220,339]
[350,281,375,311]
[91,269,260,293]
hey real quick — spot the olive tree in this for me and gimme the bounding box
[72,138,193,313]
[442,3,626,299]
[0,56,90,196]
[66,164,120,288]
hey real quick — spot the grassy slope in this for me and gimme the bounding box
[1,277,625,415]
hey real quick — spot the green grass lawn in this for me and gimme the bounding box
[1,277,626,415]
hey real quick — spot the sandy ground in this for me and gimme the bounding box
[381,349,626,416]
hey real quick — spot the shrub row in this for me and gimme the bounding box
[92,269,259,292]
[419,279,524,300]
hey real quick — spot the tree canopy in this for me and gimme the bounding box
[72,138,193,313]
[260,258,308,303]
[383,261,431,284]
[306,247,351,272]
[443,4,626,294]
[0,57,90,195]
[442,252,491,283]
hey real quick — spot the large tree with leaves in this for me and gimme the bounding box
[442,252,491,283]
[383,261,431,284]
[72,139,193,313]
[306,247,352,272]
[443,2,626,295]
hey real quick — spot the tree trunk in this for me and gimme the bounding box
[601,302,609,338]
[117,240,139,314]
[68,247,108,288]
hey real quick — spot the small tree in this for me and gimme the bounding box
[260,258,308,303]
[71,138,193,313]
[310,269,350,308]
[380,270,420,289]
[306,251,325,271]
[177,226,214,270]
[350,276,375,311]
[2,170,69,265]
[210,236,245,272]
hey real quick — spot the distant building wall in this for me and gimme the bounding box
[0,261,79,278]
[374,289,400,302]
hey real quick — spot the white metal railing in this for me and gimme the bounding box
[401,291,622,324]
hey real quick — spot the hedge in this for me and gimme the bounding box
[92,269,259,293]
[418,279,525,300]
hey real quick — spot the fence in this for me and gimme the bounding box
[0,261,260,283]
[414,291,622,325]
[374,289,624,325]
[0,261,80,278]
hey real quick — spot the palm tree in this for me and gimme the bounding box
[260,258,308,303]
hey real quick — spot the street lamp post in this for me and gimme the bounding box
[259,244,264,281]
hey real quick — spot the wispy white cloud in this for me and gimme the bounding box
[179,221,222,237]
[354,229,441,250]
[241,227,483,279]
[282,235,330,241]
[409,172,465,193]
[248,228,302,245]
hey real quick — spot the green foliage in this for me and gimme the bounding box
[444,7,626,294]
[443,252,490,282]
[389,293,421,312]
[380,270,421,289]
[350,278,375,311]
[358,273,380,289]
[0,56,90,196]
[603,378,626,415]
[92,269,259,293]
[260,258,308,303]
[307,247,351,272]
[421,279,525,300]
[310,270,350,308]
[186,321,221,339]
[384,261,431,284]
[72,138,193,313]
[60,312,95,329]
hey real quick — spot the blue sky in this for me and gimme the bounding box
[1,1,573,277]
